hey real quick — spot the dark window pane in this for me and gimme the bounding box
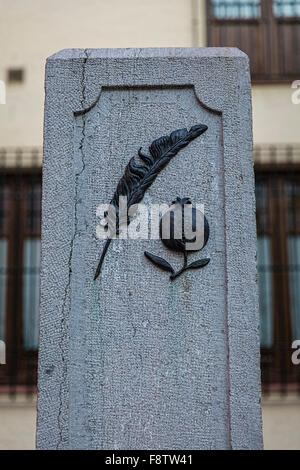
[255,180,270,231]
[288,236,300,339]
[0,239,7,342]
[25,182,41,233]
[23,238,40,351]
[257,235,274,347]
[0,185,5,233]
[285,179,300,231]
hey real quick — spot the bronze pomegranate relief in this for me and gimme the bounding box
[145,197,210,280]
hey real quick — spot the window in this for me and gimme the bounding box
[0,163,41,389]
[207,0,300,81]
[7,68,24,84]
[255,165,300,390]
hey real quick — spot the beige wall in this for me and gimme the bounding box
[0,395,36,450]
[262,395,300,450]
[0,0,200,148]
[252,84,300,145]
[0,395,299,450]
[1,0,298,149]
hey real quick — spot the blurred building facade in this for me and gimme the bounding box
[0,0,299,449]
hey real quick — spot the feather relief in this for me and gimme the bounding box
[94,124,208,280]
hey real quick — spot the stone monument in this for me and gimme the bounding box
[37,48,263,449]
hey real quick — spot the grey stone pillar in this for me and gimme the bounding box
[37,48,263,450]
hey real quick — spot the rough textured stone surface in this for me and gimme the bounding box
[37,48,263,450]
